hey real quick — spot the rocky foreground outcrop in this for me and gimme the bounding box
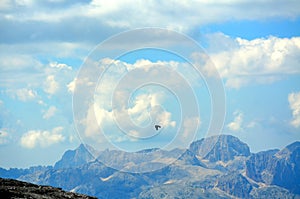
[0,178,97,199]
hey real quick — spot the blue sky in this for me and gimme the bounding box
[0,0,300,168]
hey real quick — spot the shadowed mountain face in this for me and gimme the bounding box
[0,178,96,199]
[54,144,96,169]
[0,135,299,199]
[216,172,253,198]
[246,149,280,183]
[246,141,300,194]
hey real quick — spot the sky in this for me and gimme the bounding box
[0,0,300,168]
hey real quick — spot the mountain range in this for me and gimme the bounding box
[0,134,299,199]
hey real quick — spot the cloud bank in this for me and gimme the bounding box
[207,33,300,88]
[20,126,65,148]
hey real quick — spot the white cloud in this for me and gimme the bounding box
[0,45,79,90]
[67,77,94,94]
[72,57,206,147]
[20,126,65,148]
[207,34,300,88]
[7,88,37,101]
[227,110,243,131]
[4,0,299,32]
[0,130,9,145]
[84,93,176,140]
[0,0,11,10]
[288,91,300,128]
[44,75,59,95]
[17,88,37,101]
[42,106,57,119]
[49,62,72,70]
[127,93,176,128]
[182,117,200,140]
[84,103,112,138]
[67,78,79,94]
[0,54,42,72]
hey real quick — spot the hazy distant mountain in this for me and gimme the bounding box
[0,135,299,199]
[54,144,97,169]
[0,165,52,179]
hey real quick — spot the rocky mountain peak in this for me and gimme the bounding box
[189,134,251,162]
[276,141,300,159]
[54,144,96,169]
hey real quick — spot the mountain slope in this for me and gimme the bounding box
[246,141,300,194]
[246,149,279,183]
[54,144,97,169]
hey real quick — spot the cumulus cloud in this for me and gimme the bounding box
[83,103,113,139]
[207,33,300,88]
[83,92,177,142]
[7,88,37,101]
[288,91,300,128]
[67,77,94,94]
[49,62,72,70]
[44,75,59,95]
[42,106,57,119]
[127,93,176,128]
[67,78,76,93]
[16,88,37,101]
[20,126,65,148]
[0,50,77,93]
[227,111,243,131]
[74,58,201,148]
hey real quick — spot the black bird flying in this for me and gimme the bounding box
[155,125,161,130]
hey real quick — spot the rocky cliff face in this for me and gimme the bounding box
[246,149,279,183]
[0,178,96,199]
[216,172,253,198]
[246,141,300,194]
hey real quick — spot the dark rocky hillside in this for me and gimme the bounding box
[0,178,96,199]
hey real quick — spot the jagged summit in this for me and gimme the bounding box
[54,144,96,169]
[276,141,300,158]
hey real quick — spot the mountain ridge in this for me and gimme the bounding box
[1,134,299,198]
